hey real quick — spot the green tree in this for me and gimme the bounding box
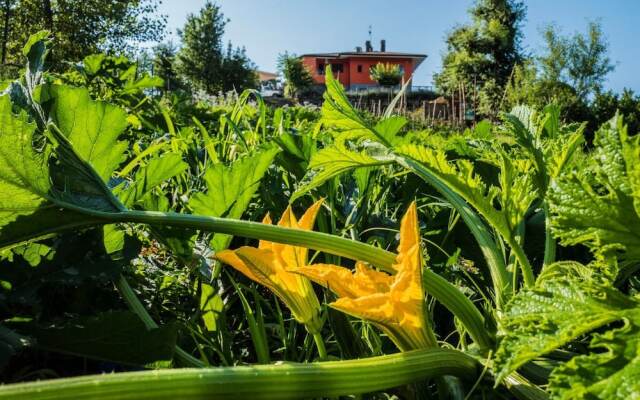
[153,42,185,93]
[176,2,257,95]
[435,0,526,117]
[591,89,640,134]
[220,43,258,92]
[503,60,590,122]
[505,21,614,123]
[0,0,166,68]
[277,52,313,99]
[0,0,16,65]
[175,2,225,94]
[539,21,614,99]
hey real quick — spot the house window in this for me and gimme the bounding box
[331,63,344,73]
[317,63,325,75]
[357,64,363,73]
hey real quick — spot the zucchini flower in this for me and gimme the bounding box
[215,201,324,334]
[295,202,437,351]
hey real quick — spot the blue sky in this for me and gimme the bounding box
[158,0,639,92]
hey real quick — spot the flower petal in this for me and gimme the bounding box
[269,206,306,268]
[389,204,429,332]
[297,199,324,231]
[258,213,273,250]
[297,264,365,298]
[331,293,394,325]
[394,202,421,272]
[236,247,311,297]
[234,247,280,283]
[296,262,393,298]
[216,248,273,290]
[276,205,298,228]
[354,262,393,292]
[217,203,325,333]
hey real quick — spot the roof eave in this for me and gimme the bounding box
[301,52,427,60]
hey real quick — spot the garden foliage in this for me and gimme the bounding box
[0,33,638,400]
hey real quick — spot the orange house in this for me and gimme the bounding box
[301,40,426,91]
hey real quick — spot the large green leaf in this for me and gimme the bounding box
[40,84,129,181]
[0,95,97,249]
[398,144,537,240]
[122,75,164,95]
[0,95,51,225]
[190,147,279,251]
[116,153,188,208]
[0,80,134,249]
[545,126,585,181]
[22,31,51,105]
[495,262,640,388]
[503,106,548,193]
[109,152,188,259]
[200,283,223,332]
[549,324,640,399]
[321,67,398,145]
[291,143,392,202]
[396,142,537,286]
[549,115,640,263]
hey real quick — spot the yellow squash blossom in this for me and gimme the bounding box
[215,201,324,334]
[295,202,437,351]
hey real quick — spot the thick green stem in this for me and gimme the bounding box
[506,237,535,288]
[401,155,535,290]
[64,207,491,352]
[0,348,478,400]
[422,270,492,349]
[119,210,491,350]
[313,332,328,360]
[118,209,398,271]
[397,156,511,307]
[115,275,205,368]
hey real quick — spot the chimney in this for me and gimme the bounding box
[380,39,386,52]
[365,40,373,52]
[355,46,362,53]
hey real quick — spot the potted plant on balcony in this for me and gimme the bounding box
[369,62,403,88]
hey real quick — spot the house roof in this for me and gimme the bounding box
[300,51,427,68]
[257,71,278,81]
[301,51,426,59]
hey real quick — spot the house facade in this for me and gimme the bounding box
[301,40,426,91]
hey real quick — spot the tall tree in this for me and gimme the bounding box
[435,0,526,116]
[0,0,166,68]
[176,2,257,95]
[219,43,258,92]
[503,60,590,122]
[153,42,184,93]
[277,52,313,99]
[0,0,15,65]
[504,21,614,123]
[539,21,614,99]
[591,89,640,134]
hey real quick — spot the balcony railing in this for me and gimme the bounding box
[347,85,434,95]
